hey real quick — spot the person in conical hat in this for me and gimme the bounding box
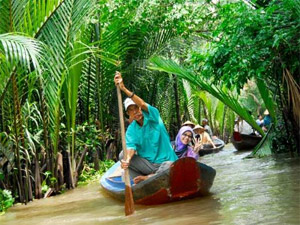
[181,120,195,129]
[263,109,272,131]
[193,124,216,151]
[193,124,203,143]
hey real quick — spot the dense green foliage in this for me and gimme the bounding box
[150,0,299,155]
[202,1,299,90]
[0,189,14,214]
[200,0,300,154]
[77,160,115,185]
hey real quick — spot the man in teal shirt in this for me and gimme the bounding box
[114,72,178,184]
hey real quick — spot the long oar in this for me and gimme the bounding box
[116,84,135,216]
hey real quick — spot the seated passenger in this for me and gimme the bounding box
[234,116,254,135]
[263,110,272,131]
[201,119,213,137]
[256,114,264,127]
[173,126,198,160]
[193,125,216,150]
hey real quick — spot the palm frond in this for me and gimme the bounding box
[69,0,96,40]
[256,78,276,124]
[37,0,77,154]
[182,79,197,122]
[215,99,225,134]
[286,0,300,18]
[0,33,43,70]
[138,29,175,59]
[251,125,273,157]
[0,33,44,104]
[13,0,64,37]
[0,0,11,33]
[149,56,265,136]
[283,69,300,126]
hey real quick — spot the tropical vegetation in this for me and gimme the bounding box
[0,0,298,212]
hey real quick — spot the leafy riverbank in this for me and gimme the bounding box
[0,160,114,215]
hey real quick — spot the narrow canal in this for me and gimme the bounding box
[1,144,299,225]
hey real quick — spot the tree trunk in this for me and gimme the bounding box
[12,74,25,203]
[173,75,181,129]
[95,23,103,130]
[75,146,89,185]
[34,158,43,199]
[63,151,75,189]
[198,98,202,123]
[221,106,228,140]
[38,77,52,174]
[94,151,100,171]
[54,152,64,192]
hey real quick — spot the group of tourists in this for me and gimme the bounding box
[114,72,213,185]
[234,110,272,135]
[173,120,216,159]
[256,110,272,132]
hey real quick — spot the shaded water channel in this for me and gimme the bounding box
[1,144,300,225]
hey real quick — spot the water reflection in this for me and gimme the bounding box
[1,144,299,225]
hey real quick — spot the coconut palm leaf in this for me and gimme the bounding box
[182,79,197,122]
[34,0,96,157]
[0,0,74,158]
[0,33,44,104]
[149,56,265,136]
[15,0,64,36]
[78,55,96,122]
[0,0,65,35]
[0,33,43,71]
[282,69,300,126]
[38,0,76,155]
[251,125,273,157]
[0,0,11,33]
[286,0,300,18]
[256,78,276,124]
[214,99,225,135]
[198,91,213,123]
[195,91,224,134]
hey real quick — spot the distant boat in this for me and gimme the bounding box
[231,132,262,151]
[198,138,225,156]
[100,157,216,205]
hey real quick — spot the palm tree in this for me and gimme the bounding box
[0,33,45,202]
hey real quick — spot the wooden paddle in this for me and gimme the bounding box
[116,84,135,216]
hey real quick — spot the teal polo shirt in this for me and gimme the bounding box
[125,104,178,164]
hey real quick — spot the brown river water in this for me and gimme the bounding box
[1,144,299,225]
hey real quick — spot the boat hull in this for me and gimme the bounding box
[198,138,225,156]
[231,132,262,151]
[100,157,216,205]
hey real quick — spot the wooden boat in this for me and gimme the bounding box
[231,132,262,151]
[198,138,225,156]
[100,157,216,205]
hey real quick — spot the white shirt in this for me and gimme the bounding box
[235,120,253,135]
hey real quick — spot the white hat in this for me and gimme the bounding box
[193,124,204,131]
[124,98,136,111]
[264,109,269,115]
[182,120,195,127]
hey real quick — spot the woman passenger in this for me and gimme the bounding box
[173,126,199,160]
